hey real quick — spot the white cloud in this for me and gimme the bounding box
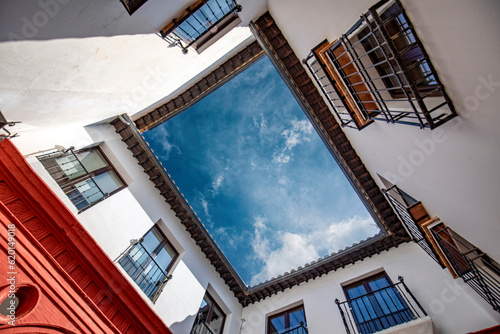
[198,195,213,227]
[212,174,224,193]
[272,118,314,165]
[249,216,380,285]
[146,126,181,160]
[272,151,291,164]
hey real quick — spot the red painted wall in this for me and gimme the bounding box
[0,139,172,333]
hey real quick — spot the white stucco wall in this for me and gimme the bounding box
[241,242,500,334]
[0,0,254,135]
[269,0,500,262]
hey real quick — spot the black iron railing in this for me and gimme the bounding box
[306,0,456,129]
[162,0,242,54]
[281,323,308,334]
[118,239,172,302]
[432,227,500,313]
[37,148,108,212]
[336,277,427,334]
[191,317,216,334]
[383,185,443,266]
[304,52,357,129]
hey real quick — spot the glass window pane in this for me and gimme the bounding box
[269,315,286,334]
[55,155,86,179]
[368,276,390,291]
[93,170,124,195]
[209,305,225,333]
[347,284,368,299]
[288,308,305,328]
[155,244,176,270]
[77,150,109,173]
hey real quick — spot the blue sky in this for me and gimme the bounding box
[143,56,380,285]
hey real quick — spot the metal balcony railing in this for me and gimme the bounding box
[162,0,242,54]
[191,320,216,334]
[118,240,172,302]
[336,277,427,334]
[304,52,357,129]
[281,323,308,334]
[383,185,443,266]
[432,227,500,313]
[37,148,108,212]
[306,0,456,129]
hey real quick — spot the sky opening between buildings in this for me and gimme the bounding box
[143,55,381,285]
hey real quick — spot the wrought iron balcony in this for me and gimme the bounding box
[118,240,172,302]
[37,148,109,212]
[383,184,443,266]
[0,111,20,141]
[336,277,427,334]
[305,0,456,130]
[191,320,216,334]
[281,323,308,334]
[432,227,500,313]
[161,0,242,54]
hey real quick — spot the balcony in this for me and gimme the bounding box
[336,277,429,334]
[118,240,172,302]
[305,0,456,130]
[160,0,242,54]
[432,226,500,313]
[382,184,444,267]
[281,323,308,334]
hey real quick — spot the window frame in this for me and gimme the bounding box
[191,291,226,334]
[160,0,242,54]
[267,304,307,334]
[119,224,179,302]
[38,145,127,212]
[342,272,414,334]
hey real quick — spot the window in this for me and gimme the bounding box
[120,0,149,15]
[305,0,456,129]
[118,225,178,302]
[342,273,414,334]
[160,0,242,54]
[191,292,226,334]
[268,305,308,334]
[38,146,126,211]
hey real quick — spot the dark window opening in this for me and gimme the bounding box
[120,0,149,15]
[118,225,178,302]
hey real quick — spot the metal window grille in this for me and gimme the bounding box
[304,52,357,129]
[336,277,427,334]
[306,0,456,129]
[280,323,308,334]
[383,185,443,266]
[37,148,109,212]
[118,240,172,302]
[162,0,242,54]
[432,227,500,313]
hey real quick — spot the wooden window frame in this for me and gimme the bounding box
[267,304,307,334]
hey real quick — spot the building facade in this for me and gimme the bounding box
[1,0,499,333]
